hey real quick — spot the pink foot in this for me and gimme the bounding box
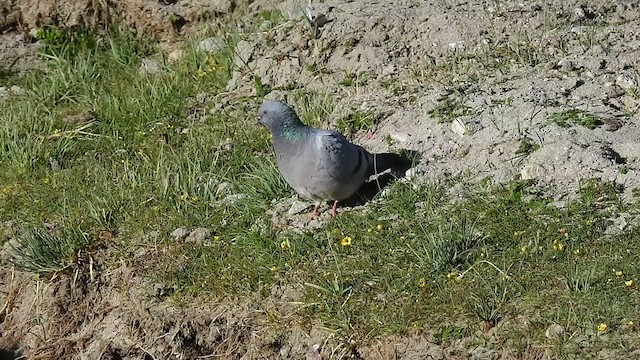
[331,201,339,217]
[308,204,320,220]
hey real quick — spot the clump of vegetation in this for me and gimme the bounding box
[428,98,475,123]
[7,226,89,275]
[335,111,376,137]
[515,136,540,157]
[549,109,603,129]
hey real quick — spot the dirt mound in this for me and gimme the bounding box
[231,0,640,200]
[1,0,244,40]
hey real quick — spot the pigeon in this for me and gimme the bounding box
[257,100,410,218]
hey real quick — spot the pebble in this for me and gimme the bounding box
[216,182,232,196]
[451,119,481,136]
[170,226,190,240]
[168,49,185,62]
[288,200,311,215]
[388,132,409,143]
[198,37,223,53]
[139,58,161,75]
[546,323,564,339]
[616,74,637,90]
[186,227,211,244]
[520,164,547,181]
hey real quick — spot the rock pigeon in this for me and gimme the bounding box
[257,100,410,218]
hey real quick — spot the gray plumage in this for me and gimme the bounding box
[257,100,408,216]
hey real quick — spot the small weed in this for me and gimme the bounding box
[253,75,271,98]
[305,64,332,76]
[549,109,602,129]
[7,226,89,275]
[338,72,370,87]
[336,111,376,137]
[428,98,475,123]
[515,137,540,157]
[35,26,98,60]
[259,10,284,23]
[433,325,465,345]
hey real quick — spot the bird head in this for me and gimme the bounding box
[257,100,303,132]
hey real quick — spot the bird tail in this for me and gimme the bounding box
[366,151,412,177]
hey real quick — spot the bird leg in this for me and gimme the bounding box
[331,201,339,217]
[308,203,321,221]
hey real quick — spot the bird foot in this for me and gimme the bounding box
[307,204,320,221]
[331,201,339,217]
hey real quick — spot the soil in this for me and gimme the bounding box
[1,0,640,359]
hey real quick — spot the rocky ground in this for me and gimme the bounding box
[1,0,640,359]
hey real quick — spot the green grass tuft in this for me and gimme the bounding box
[549,109,603,129]
[7,226,89,275]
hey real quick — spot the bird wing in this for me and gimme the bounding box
[313,129,370,184]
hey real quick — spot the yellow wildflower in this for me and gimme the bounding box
[269,266,277,272]
[367,228,373,233]
[625,280,634,287]
[447,272,458,279]
[213,235,221,241]
[418,278,427,288]
[341,236,352,246]
[520,246,527,254]
[196,68,206,78]
[615,270,623,276]
[280,240,290,249]
[376,224,383,231]
[597,323,607,332]
[552,240,564,251]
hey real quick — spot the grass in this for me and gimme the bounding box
[550,109,603,129]
[428,98,475,123]
[1,26,640,358]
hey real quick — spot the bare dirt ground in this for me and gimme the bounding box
[1,0,640,359]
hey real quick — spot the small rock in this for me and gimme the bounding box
[288,200,311,215]
[235,40,254,66]
[48,157,61,171]
[448,41,464,50]
[219,138,234,151]
[168,49,185,62]
[557,59,575,72]
[547,200,567,209]
[304,3,330,28]
[186,227,210,244]
[520,164,547,181]
[9,85,24,96]
[381,64,396,77]
[574,6,586,18]
[1,238,21,260]
[546,323,564,339]
[389,132,409,143]
[451,119,481,136]
[170,226,190,240]
[222,193,245,205]
[404,167,420,182]
[216,182,232,196]
[198,37,223,53]
[616,74,637,90]
[139,58,161,75]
